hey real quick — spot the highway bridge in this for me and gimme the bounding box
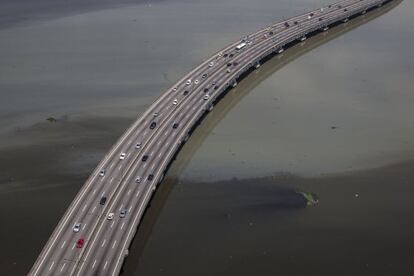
[29,0,398,275]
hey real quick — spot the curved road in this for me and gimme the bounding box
[28,0,396,275]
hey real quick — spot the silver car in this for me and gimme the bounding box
[73,223,81,233]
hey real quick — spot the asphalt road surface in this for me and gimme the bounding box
[28,0,394,275]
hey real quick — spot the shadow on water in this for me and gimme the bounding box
[120,1,403,274]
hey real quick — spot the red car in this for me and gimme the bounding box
[76,238,84,248]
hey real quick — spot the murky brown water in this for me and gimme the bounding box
[0,0,413,275]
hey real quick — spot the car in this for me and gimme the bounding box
[73,223,81,233]
[203,88,209,93]
[202,74,207,79]
[172,87,177,92]
[76,238,84,248]
[153,112,159,117]
[233,61,239,66]
[226,68,231,73]
[218,53,223,57]
[204,95,210,100]
[229,53,234,57]
[135,176,141,183]
[135,142,141,149]
[223,53,228,57]
[173,99,178,105]
[269,31,274,35]
[99,170,105,177]
[185,79,192,85]
[294,21,298,25]
[172,123,179,129]
[194,79,199,85]
[148,174,154,181]
[120,153,126,160]
[120,209,128,218]
[150,122,157,129]
[100,197,107,205]
[212,81,216,86]
[107,212,114,220]
[142,155,149,162]
[208,62,214,67]
[284,22,290,27]
[183,90,189,96]
[214,85,219,90]
[227,62,232,67]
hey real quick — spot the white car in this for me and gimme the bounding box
[120,153,126,160]
[185,79,192,85]
[172,87,177,92]
[194,79,199,85]
[173,99,178,105]
[73,223,81,233]
[135,176,141,183]
[153,112,159,117]
[135,143,141,149]
[99,170,105,177]
[208,62,214,67]
[203,95,210,100]
[107,212,114,220]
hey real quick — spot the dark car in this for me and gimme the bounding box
[229,53,234,57]
[150,122,156,129]
[76,238,85,248]
[203,88,209,93]
[269,31,274,35]
[100,197,107,205]
[183,90,189,96]
[120,209,127,218]
[233,61,239,66]
[214,85,219,90]
[227,62,232,67]
[294,21,298,25]
[202,74,207,79]
[173,123,179,129]
[142,155,149,162]
[223,53,228,57]
[284,22,290,28]
[148,174,154,181]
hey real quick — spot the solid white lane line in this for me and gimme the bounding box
[157,141,161,145]
[101,239,106,247]
[60,263,66,272]
[110,177,114,183]
[110,163,114,169]
[127,189,131,196]
[128,206,132,212]
[49,261,54,271]
[118,165,122,171]
[92,189,96,195]
[104,261,108,270]
[119,204,123,211]
[92,206,96,214]
[72,243,75,250]
[121,222,125,230]
[101,191,105,197]
[82,223,87,230]
[111,221,115,228]
[92,260,97,269]
[61,241,66,249]
[151,164,155,170]
[82,205,87,212]
[158,153,162,158]
[135,191,140,198]
[112,240,117,249]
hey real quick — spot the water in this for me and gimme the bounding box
[0,0,413,275]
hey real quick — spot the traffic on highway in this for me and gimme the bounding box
[28,0,393,275]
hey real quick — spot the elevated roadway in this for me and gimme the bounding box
[29,0,397,275]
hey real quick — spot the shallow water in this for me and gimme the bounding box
[0,0,413,275]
